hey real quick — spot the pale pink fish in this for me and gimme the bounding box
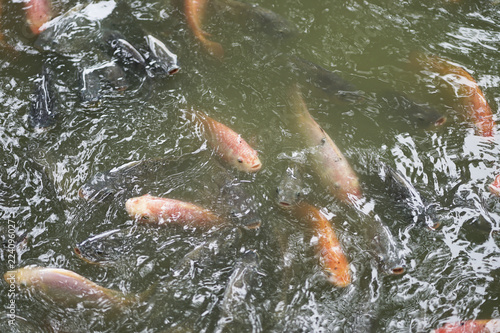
[4,266,136,308]
[125,194,223,229]
[185,0,224,58]
[24,0,52,35]
[290,85,362,204]
[193,111,262,173]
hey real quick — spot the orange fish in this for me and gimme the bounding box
[24,0,52,35]
[290,85,361,204]
[185,0,224,58]
[292,202,351,287]
[125,194,223,229]
[412,52,495,137]
[431,319,500,333]
[193,111,262,173]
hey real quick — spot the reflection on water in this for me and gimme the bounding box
[1,0,500,332]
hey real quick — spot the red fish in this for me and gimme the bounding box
[290,85,361,204]
[431,319,500,333]
[125,194,223,229]
[24,0,52,35]
[411,52,495,137]
[185,0,224,58]
[292,202,351,287]
[193,111,262,173]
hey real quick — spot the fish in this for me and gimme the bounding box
[74,228,130,265]
[80,67,102,104]
[214,0,298,39]
[192,111,261,173]
[288,56,362,102]
[292,202,351,287]
[218,178,261,229]
[216,250,260,332]
[102,30,146,67]
[411,52,495,137]
[185,0,224,58]
[431,319,500,333]
[24,0,52,35]
[380,91,446,128]
[4,266,141,309]
[125,194,223,229]
[29,65,57,131]
[276,164,303,208]
[489,175,500,197]
[290,85,361,204]
[381,163,439,229]
[145,35,180,76]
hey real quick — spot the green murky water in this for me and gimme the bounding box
[1,0,500,332]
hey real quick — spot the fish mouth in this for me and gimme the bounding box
[168,67,180,75]
[391,266,406,275]
[434,116,447,126]
[251,163,262,171]
[278,201,292,208]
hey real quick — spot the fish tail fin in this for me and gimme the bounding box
[204,39,224,59]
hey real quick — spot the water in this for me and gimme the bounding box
[1,0,500,332]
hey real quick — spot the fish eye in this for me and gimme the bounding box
[237,158,243,163]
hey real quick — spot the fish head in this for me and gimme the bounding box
[74,229,124,264]
[125,195,155,222]
[145,35,179,76]
[234,148,262,173]
[276,166,303,208]
[375,252,406,275]
[78,172,115,202]
[4,266,41,288]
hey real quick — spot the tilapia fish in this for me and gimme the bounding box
[24,0,52,35]
[290,85,361,204]
[218,178,261,229]
[216,250,260,331]
[288,56,362,102]
[74,228,132,265]
[276,164,304,208]
[381,163,439,229]
[185,0,224,58]
[29,65,57,131]
[214,0,298,39]
[4,266,142,309]
[192,111,262,173]
[125,194,223,229]
[292,202,351,287]
[145,35,180,76]
[411,52,495,137]
[431,319,500,333]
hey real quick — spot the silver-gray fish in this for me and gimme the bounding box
[74,228,132,265]
[276,164,303,208]
[288,56,362,102]
[102,30,146,67]
[218,178,262,230]
[216,250,260,332]
[29,65,57,131]
[145,35,179,76]
[381,163,439,229]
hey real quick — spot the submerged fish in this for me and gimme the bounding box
[192,111,261,173]
[24,0,52,35]
[431,319,500,333]
[292,202,351,287]
[125,194,223,229]
[380,91,446,128]
[185,0,224,58]
[381,163,439,229]
[102,30,146,68]
[29,65,57,131]
[214,0,298,39]
[80,60,128,103]
[411,52,495,137]
[218,178,261,229]
[74,228,131,265]
[290,85,361,204]
[276,164,303,208]
[4,266,142,309]
[145,35,180,76]
[216,250,260,331]
[288,56,362,102]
